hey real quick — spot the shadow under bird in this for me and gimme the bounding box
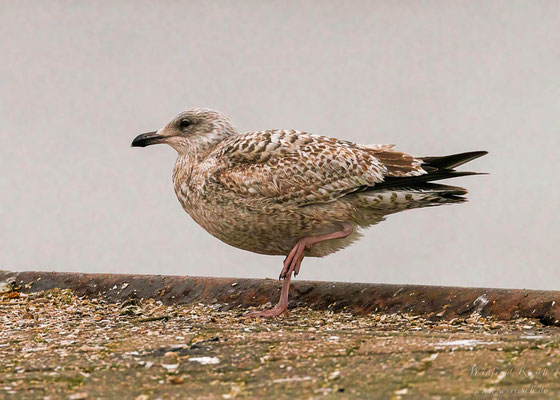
[132,108,487,317]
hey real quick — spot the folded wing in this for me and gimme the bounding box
[211,130,426,207]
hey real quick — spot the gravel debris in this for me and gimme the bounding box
[2,288,560,398]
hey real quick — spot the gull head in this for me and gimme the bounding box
[131,108,237,154]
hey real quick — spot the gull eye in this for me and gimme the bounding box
[179,119,192,130]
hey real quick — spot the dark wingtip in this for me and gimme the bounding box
[421,151,488,170]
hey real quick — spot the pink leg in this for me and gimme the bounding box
[245,274,292,318]
[246,223,353,318]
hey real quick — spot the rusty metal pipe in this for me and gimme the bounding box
[2,270,559,325]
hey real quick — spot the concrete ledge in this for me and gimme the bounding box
[1,270,559,325]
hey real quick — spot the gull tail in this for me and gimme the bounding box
[373,151,488,191]
[353,151,488,226]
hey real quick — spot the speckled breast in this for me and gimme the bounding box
[175,189,304,255]
[172,159,357,257]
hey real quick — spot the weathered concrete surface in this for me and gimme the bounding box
[1,270,560,325]
[1,287,560,399]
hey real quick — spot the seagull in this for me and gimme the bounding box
[132,108,487,317]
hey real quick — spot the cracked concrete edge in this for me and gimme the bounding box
[1,270,559,325]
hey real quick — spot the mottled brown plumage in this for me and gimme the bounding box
[132,108,487,317]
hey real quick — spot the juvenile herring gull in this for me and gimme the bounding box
[132,108,487,317]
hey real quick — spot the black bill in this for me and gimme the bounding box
[131,131,164,147]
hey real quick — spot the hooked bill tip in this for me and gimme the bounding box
[131,131,160,147]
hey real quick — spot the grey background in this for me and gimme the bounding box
[1,1,559,289]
